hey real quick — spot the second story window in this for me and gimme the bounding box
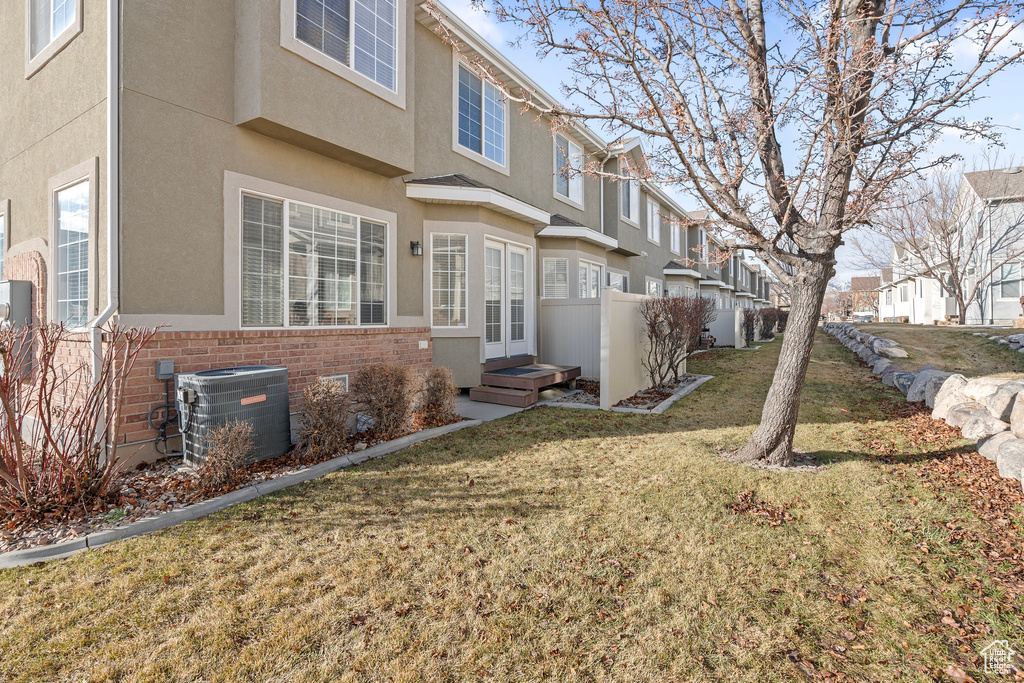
[30,0,75,59]
[621,179,639,223]
[296,0,397,91]
[554,135,583,205]
[670,219,680,254]
[456,65,506,167]
[646,198,660,244]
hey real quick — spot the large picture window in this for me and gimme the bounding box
[457,65,506,167]
[295,0,397,91]
[431,234,467,327]
[241,193,387,327]
[55,180,89,328]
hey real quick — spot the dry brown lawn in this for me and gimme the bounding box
[1,332,1022,682]
[858,322,1024,376]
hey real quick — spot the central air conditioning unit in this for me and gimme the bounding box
[176,365,291,468]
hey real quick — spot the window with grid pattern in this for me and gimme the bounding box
[296,0,396,91]
[457,66,506,166]
[30,0,75,59]
[431,234,467,327]
[242,193,386,327]
[56,180,89,328]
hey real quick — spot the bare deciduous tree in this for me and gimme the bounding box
[428,0,1023,464]
[853,163,1024,324]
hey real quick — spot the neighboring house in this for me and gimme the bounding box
[878,168,1024,324]
[850,276,880,318]
[0,0,771,458]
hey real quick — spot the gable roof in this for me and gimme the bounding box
[851,276,881,292]
[964,168,1024,200]
[881,267,893,284]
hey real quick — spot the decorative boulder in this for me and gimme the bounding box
[871,358,891,375]
[880,346,909,359]
[961,411,1009,441]
[978,431,1017,461]
[893,373,916,394]
[946,401,984,429]
[985,381,1024,421]
[1010,394,1024,439]
[931,374,968,420]
[881,368,898,387]
[996,439,1024,481]
[962,376,1013,402]
[998,339,1011,345]
[908,370,952,404]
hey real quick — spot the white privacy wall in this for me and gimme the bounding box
[539,298,601,379]
[600,290,650,410]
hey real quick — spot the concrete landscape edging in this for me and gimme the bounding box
[0,419,483,570]
[539,374,715,414]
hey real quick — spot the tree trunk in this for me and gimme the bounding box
[735,264,831,466]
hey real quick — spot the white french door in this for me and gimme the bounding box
[484,240,531,359]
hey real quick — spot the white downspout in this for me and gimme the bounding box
[92,0,120,383]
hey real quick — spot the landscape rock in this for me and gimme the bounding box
[893,373,916,394]
[961,411,1009,441]
[881,369,898,387]
[880,346,909,358]
[985,381,1024,421]
[962,376,1013,402]
[1011,394,1024,439]
[998,339,1011,345]
[871,358,891,375]
[996,439,1024,481]
[908,370,952,403]
[978,431,1017,461]
[931,374,968,420]
[946,401,985,429]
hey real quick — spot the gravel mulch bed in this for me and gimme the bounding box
[1,413,463,555]
[552,376,701,410]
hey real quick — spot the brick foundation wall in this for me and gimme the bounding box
[121,327,432,446]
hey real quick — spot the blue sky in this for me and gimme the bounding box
[445,0,1024,279]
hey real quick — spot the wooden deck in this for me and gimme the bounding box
[469,358,582,407]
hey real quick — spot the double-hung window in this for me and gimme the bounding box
[456,65,506,168]
[698,229,708,264]
[1001,262,1021,299]
[578,260,602,299]
[646,198,660,244]
[670,218,680,254]
[542,258,568,298]
[621,179,639,224]
[608,272,628,293]
[554,135,583,205]
[431,234,467,327]
[55,180,89,328]
[241,193,387,327]
[646,277,663,297]
[30,0,75,59]
[295,0,397,91]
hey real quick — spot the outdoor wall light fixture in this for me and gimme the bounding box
[410,241,423,256]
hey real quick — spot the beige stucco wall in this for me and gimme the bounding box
[0,0,108,322]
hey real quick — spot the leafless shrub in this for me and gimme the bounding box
[298,377,352,454]
[198,420,253,491]
[0,323,156,518]
[641,295,718,387]
[351,364,418,439]
[742,308,758,345]
[759,308,781,340]
[420,367,459,425]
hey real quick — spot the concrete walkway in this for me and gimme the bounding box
[455,387,574,421]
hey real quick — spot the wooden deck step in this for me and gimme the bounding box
[483,355,535,373]
[480,364,581,391]
[469,385,538,408]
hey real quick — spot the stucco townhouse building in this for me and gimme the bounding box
[1,0,772,459]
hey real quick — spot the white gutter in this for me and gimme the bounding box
[91,0,120,382]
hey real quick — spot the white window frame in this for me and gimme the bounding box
[646,197,661,245]
[885,289,892,305]
[0,199,8,281]
[452,58,509,174]
[25,0,83,79]
[669,216,680,255]
[999,262,1021,301]
[553,135,584,208]
[608,271,628,293]
[239,191,390,329]
[578,259,603,299]
[542,257,569,299]
[280,0,407,109]
[620,178,640,226]
[430,233,468,328]
[645,277,663,297]
[48,159,97,332]
[698,229,708,264]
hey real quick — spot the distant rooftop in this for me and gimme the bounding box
[964,167,1024,200]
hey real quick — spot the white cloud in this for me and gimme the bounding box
[442,0,506,45]
[950,18,1024,64]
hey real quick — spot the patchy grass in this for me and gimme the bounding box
[1,333,1022,682]
[859,322,1024,377]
